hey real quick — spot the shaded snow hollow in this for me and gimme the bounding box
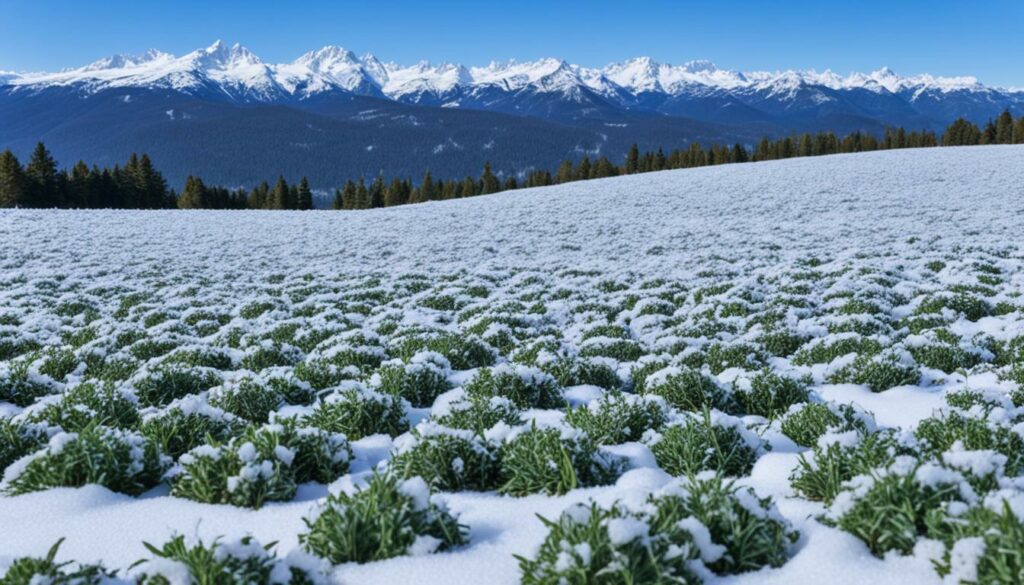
[2,145,1024,584]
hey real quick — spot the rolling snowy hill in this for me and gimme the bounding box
[2,146,1024,584]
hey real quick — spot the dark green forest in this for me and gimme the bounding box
[1,112,1021,210]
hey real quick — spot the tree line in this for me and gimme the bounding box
[2,112,1023,210]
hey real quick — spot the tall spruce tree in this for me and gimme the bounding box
[177,176,206,209]
[296,177,313,210]
[0,150,25,208]
[480,162,500,195]
[25,142,60,207]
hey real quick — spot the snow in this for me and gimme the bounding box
[2,146,1024,583]
[4,42,1016,103]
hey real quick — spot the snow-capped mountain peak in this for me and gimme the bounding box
[2,41,1017,110]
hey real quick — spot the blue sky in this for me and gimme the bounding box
[2,0,1022,86]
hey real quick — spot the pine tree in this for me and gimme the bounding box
[574,157,591,181]
[270,176,290,210]
[480,162,500,194]
[354,177,369,209]
[0,150,25,208]
[25,142,60,207]
[331,188,345,210]
[296,177,314,210]
[370,175,386,207]
[418,171,436,202]
[503,175,518,190]
[996,110,1014,144]
[384,178,407,207]
[625,144,640,174]
[177,176,206,209]
[555,160,574,184]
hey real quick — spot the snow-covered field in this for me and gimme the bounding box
[3,145,1024,584]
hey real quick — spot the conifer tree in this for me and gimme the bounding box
[384,178,407,206]
[270,176,290,210]
[996,110,1014,144]
[480,162,500,195]
[0,150,25,208]
[296,177,314,210]
[355,177,369,209]
[177,176,206,209]
[332,188,345,210]
[574,157,591,181]
[625,143,640,174]
[25,142,60,207]
[555,160,574,183]
[369,174,385,207]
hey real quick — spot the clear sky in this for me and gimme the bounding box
[2,0,1022,86]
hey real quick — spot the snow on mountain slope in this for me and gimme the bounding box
[4,40,1017,108]
[2,146,1024,584]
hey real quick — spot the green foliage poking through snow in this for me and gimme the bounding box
[300,472,467,564]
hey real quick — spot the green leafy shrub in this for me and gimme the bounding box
[0,538,113,585]
[463,364,564,410]
[371,352,451,408]
[826,348,920,392]
[300,472,467,564]
[731,370,810,418]
[27,382,140,432]
[790,429,908,503]
[430,391,522,435]
[390,423,502,491]
[0,418,53,471]
[578,338,645,362]
[824,456,972,556]
[292,359,360,391]
[705,342,765,374]
[131,534,327,585]
[304,382,408,440]
[498,424,625,497]
[392,331,495,370]
[778,401,876,448]
[517,502,701,585]
[644,410,765,477]
[564,391,669,445]
[640,366,732,413]
[131,365,222,407]
[791,334,883,366]
[3,427,169,496]
[139,396,242,460]
[649,474,798,574]
[208,376,285,424]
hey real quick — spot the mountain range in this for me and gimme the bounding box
[3,41,1022,189]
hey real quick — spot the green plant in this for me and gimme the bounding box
[564,391,669,445]
[463,365,564,410]
[778,402,875,448]
[731,370,810,418]
[0,539,113,585]
[131,534,327,585]
[824,457,971,556]
[0,418,53,471]
[371,352,451,408]
[170,441,297,509]
[498,424,624,497]
[139,397,242,460]
[3,427,169,496]
[392,332,496,370]
[208,376,285,423]
[645,410,764,477]
[640,366,733,413]
[300,472,467,564]
[389,423,502,491]
[826,348,920,392]
[790,429,907,503]
[430,391,522,435]
[28,382,140,432]
[517,502,701,585]
[304,383,408,440]
[131,365,222,407]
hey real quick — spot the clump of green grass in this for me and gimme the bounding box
[578,338,645,362]
[914,410,1024,475]
[541,357,621,390]
[0,538,114,585]
[498,424,625,497]
[640,366,733,413]
[929,498,1024,584]
[564,391,669,445]
[644,410,764,477]
[789,429,908,503]
[0,359,56,407]
[392,331,496,370]
[371,352,452,408]
[3,427,169,496]
[778,401,876,448]
[463,365,564,410]
[130,365,223,407]
[300,472,467,564]
[731,370,810,418]
[304,382,408,440]
[649,474,799,574]
[704,342,765,374]
[517,502,701,585]
[430,391,522,435]
[27,382,140,432]
[131,534,327,585]
[389,423,502,491]
[139,396,242,460]
[208,376,285,424]
[824,456,972,556]
[0,418,54,471]
[826,348,920,392]
[791,334,883,366]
